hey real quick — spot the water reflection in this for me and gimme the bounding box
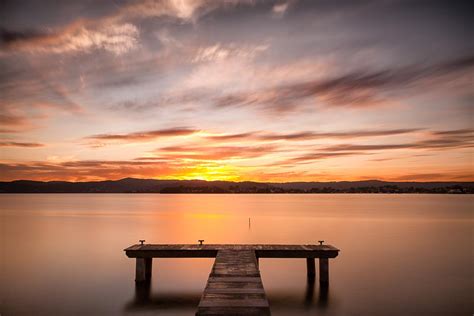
[1,194,472,316]
[126,281,201,310]
[304,275,315,305]
[133,281,151,305]
[126,274,330,313]
[317,284,329,309]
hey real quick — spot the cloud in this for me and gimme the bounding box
[431,128,474,136]
[276,129,473,164]
[1,0,258,56]
[212,55,474,110]
[202,128,422,142]
[389,172,473,181]
[1,28,48,45]
[0,157,244,181]
[154,144,279,160]
[0,160,175,181]
[0,112,29,127]
[285,151,368,163]
[192,43,268,63]
[204,131,261,141]
[257,128,423,141]
[322,144,412,152]
[1,22,139,55]
[321,130,474,152]
[0,141,44,148]
[0,99,83,133]
[272,2,289,16]
[116,0,256,22]
[84,127,200,146]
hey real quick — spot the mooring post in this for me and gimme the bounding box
[319,258,329,284]
[306,258,316,277]
[135,258,152,282]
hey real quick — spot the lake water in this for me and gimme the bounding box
[1,194,472,316]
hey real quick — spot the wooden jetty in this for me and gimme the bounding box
[125,243,339,315]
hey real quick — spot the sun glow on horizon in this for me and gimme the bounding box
[0,1,472,183]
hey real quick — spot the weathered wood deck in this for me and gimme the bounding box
[124,243,339,315]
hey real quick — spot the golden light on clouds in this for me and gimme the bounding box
[1,0,473,182]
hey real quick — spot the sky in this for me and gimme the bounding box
[0,0,473,182]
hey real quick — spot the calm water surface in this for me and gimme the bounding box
[1,194,472,316]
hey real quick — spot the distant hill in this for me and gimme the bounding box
[0,178,472,193]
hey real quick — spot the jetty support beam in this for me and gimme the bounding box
[306,258,316,278]
[319,258,329,284]
[135,258,152,282]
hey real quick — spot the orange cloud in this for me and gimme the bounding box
[154,144,279,160]
[203,129,423,142]
[0,141,44,148]
[0,159,244,182]
[1,159,471,182]
[84,127,200,147]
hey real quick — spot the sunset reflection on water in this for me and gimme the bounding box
[1,194,472,315]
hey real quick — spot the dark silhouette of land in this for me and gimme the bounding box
[0,178,472,193]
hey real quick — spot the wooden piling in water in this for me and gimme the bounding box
[306,258,316,277]
[135,257,152,282]
[319,258,329,284]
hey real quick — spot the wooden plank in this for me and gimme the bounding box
[199,299,270,307]
[124,243,339,259]
[197,307,270,315]
[204,288,265,294]
[197,249,270,315]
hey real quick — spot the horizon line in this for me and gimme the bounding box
[2,177,473,184]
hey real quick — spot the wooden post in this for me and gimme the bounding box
[319,258,329,284]
[306,258,316,277]
[135,258,152,282]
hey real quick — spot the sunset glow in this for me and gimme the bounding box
[1,0,473,182]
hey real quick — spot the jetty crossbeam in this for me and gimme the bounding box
[125,244,339,315]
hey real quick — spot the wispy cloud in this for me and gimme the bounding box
[389,172,473,181]
[272,2,289,16]
[192,43,268,63]
[284,151,368,163]
[154,144,279,160]
[115,0,256,22]
[0,160,173,181]
[1,22,139,55]
[0,112,29,127]
[0,141,44,148]
[278,129,474,164]
[203,128,423,142]
[212,55,474,110]
[1,0,257,56]
[257,128,423,141]
[0,158,242,181]
[322,133,473,152]
[85,127,423,146]
[0,100,83,133]
[431,128,474,136]
[85,127,199,146]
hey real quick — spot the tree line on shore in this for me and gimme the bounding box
[160,184,472,194]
